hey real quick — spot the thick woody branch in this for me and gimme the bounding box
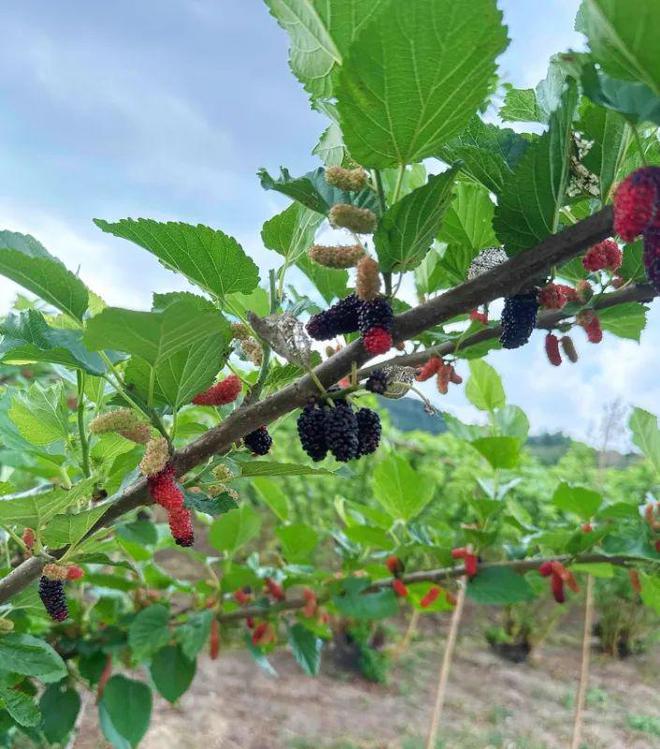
[215,552,647,623]
[361,282,658,375]
[0,205,634,605]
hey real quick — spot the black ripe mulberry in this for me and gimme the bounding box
[324,401,359,462]
[365,369,388,394]
[644,229,660,291]
[297,404,328,462]
[356,408,381,456]
[244,426,272,456]
[306,294,364,341]
[358,297,393,334]
[499,292,539,349]
[39,577,68,621]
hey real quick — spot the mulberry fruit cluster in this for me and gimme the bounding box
[500,291,539,349]
[613,167,660,291]
[545,333,579,366]
[139,436,170,477]
[39,577,68,622]
[297,400,381,463]
[148,466,194,547]
[244,426,272,456]
[329,204,378,234]
[192,374,242,406]
[538,283,568,310]
[544,333,562,366]
[325,166,368,192]
[306,294,393,355]
[613,167,659,241]
[306,294,364,340]
[356,256,382,301]
[415,356,462,394]
[359,297,394,355]
[539,561,579,604]
[308,244,365,269]
[365,368,388,394]
[89,408,151,444]
[582,240,622,272]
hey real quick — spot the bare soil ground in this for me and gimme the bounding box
[73,606,659,749]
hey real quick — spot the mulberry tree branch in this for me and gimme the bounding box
[0,205,639,605]
[213,552,645,623]
[360,282,658,375]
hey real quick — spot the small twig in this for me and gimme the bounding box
[570,574,595,749]
[76,371,91,478]
[425,579,467,749]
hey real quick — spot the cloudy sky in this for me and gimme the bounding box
[0,0,656,449]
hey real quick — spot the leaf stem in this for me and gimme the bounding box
[631,125,648,166]
[392,164,406,204]
[76,371,91,478]
[246,270,277,405]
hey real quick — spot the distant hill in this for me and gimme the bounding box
[379,397,634,466]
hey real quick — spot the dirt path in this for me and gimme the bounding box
[74,616,659,749]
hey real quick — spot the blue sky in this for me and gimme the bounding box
[0,0,657,448]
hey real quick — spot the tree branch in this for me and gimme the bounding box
[361,282,658,375]
[214,553,647,623]
[0,205,641,606]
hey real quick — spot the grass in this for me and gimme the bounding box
[626,713,660,737]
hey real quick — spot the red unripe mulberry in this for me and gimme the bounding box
[302,588,317,618]
[210,618,220,660]
[539,561,553,577]
[22,528,35,551]
[551,573,565,603]
[451,547,467,560]
[545,333,562,366]
[168,506,194,547]
[265,577,285,602]
[577,311,603,343]
[386,555,405,577]
[420,586,441,608]
[252,621,275,647]
[192,374,242,406]
[470,309,489,325]
[416,356,442,382]
[613,168,659,241]
[147,466,181,510]
[581,522,593,533]
[538,284,568,310]
[448,365,462,385]
[363,327,392,355]
[233,588,251,606]
[554,284,579,303]
[629,569,641,594]
[464,553,478,578]
[392,579,408,597]
[66,565,85,581]
[583,240,622,272]
[436,364,451,395]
